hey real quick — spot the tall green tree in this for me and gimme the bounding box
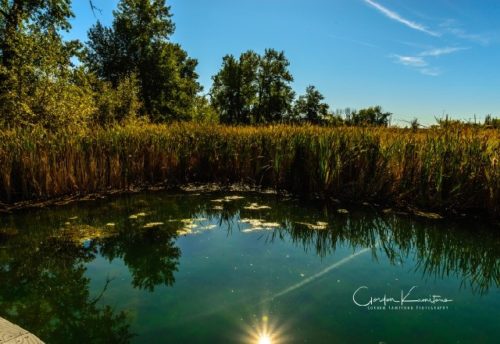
[210,49,294,124]
[210,51,259,124]
[86,0,201,121]
[255,49,294,123]
[293,85,330,124]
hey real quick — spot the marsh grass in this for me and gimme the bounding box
[0,123,498,216]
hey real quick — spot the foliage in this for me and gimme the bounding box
[210,51,259,124]
[292,85,330,124]
[191,95,219,123]
[346,105,392,127]
[0,0,73,68]
[432,114,500,130]
[93,73,141,125]
[254,49,295,123]
[484,115,500,129]
[210,49,294,124]
[86,0,201,121]
[0,0,96,132]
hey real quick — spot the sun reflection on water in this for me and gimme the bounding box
[258,334,272,344]
[243,314,286,344]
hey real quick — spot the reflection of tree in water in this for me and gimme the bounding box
[0,233,133,343]
[0,191,498,343]
[99,224,181,291]
[192,195,499,295]
[0,196,187,342]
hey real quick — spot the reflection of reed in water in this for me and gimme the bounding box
[0,190,498,340]
[194,194,499,295]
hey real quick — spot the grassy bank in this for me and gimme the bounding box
[0,124,498,217]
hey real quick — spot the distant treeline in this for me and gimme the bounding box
[1,0,498,130]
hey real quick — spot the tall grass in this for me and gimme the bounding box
[0,123,498,217]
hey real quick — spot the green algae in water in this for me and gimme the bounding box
[0,191,499,343]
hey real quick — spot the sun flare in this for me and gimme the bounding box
[258,334,272,344]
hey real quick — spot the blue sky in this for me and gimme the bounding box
[67,0,500,124]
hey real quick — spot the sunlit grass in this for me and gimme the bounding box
[0,123,498,216]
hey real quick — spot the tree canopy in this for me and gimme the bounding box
[293,85,330,124]
[210,49,294,124]
[0,0,98,130]
[346,106,392,127]
[86,0,201,121]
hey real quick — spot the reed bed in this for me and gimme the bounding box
[0,123,498,217]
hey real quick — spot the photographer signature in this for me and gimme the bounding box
[352,286,453,307]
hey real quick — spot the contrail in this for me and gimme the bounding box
[363,0,439,37]
[178,247,373,324]
[266,247,371,301]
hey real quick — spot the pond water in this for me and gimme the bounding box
[0,191,499,343]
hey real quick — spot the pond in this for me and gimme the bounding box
[0,191,499,343]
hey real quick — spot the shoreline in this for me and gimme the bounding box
[1,182,497,226]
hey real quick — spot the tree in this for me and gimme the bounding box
[0,0,96,131]
[210,51,259,124]
[255,49,294,123]
[293,85,330,124]
[86,0,201,121]
[484,115,499,129]
[93,73,142,125]
[210,49,294,124]
[347,106,392,127]
[192,95,218,123]
[0,0,72,71]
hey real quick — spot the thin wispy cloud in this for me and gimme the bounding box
[393,55,427,67]
[391,44,467,76]
[393,55,441,76]
[361,3,486,77]
[419,46,468,57]
[363,0,439,37]
[447,27,490,45]
[440,19,491,45]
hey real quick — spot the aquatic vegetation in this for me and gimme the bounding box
[56,224,118,245]
[177,228,195,235]
[0,123,498,218]
[295,221,328,230]
[412,210,444,219]
[240,218,281,232]
[211,195,245,203]
[129,212,147,219]
[244,203,272,210]
[198,224,217,230]
[143,222,164,228]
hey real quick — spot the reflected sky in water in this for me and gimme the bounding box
[0,191,499,343]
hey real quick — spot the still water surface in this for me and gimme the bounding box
[0,191,498,343]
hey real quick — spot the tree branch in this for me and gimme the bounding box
[89,0,101,16]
